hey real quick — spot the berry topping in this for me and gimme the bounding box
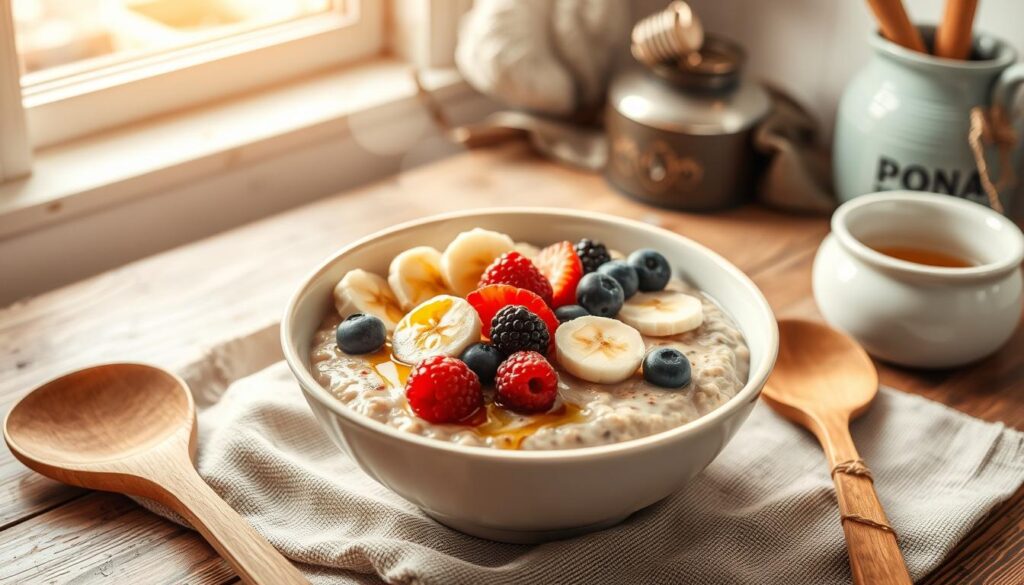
[597,260,639,299]
[490,305,551,355]
[335,314,387,354]
[628,249,671,292]
[467,284,559,339]
[459,342,504,386]
[405,355,483,423]
[555,304,589,323]
[643,347,692,388]
[576,272,625,317]
[478,251,553,305]
[495,351,559,413]
[535,241,584,308]
[574,238,611,273]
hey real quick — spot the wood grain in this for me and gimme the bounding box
[0,492,232,585]
[0,144,1020,584]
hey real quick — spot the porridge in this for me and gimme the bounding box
[310,229,749,450]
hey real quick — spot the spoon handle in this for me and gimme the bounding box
[160,464,309,585]
[816,413,912,585]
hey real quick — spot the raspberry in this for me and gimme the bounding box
[405,355,483,424]
[574,238,611,273]
[479,252,554,305]
[490,305,550,355]
[495,351,558,413]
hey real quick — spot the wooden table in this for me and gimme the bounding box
[1,145,1020,584]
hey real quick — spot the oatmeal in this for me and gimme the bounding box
[312,280,749,450]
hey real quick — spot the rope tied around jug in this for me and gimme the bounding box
[968,104,1017,214]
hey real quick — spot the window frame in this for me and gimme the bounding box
[0,0,30,182]
[10,0,384,149]
[0,0,472,185]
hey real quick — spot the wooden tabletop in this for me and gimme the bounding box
[1,144,1021,584]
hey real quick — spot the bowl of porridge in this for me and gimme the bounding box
[282,208,777,542]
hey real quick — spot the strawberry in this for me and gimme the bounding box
[478,251,553,305]
[535,241,584,308]
[467,284,560,339]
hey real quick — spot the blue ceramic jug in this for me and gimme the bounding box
[834,26,1023,210]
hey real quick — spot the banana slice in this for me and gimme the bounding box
[392,295,482,364]
[441,228,515,296]
[334,269,405,331]
[555,316,645,384]
[609,248,626,261]
[618,291,704,336]
[388,246,451,310]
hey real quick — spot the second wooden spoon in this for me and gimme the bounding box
[762,319,912,585]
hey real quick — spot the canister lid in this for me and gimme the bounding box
[609,37,771,135]
[649,36,744,91]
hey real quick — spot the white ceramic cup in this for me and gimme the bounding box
[282,208,777,543]
[813,192,1024,368]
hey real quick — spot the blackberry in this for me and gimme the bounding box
[490,305,550,355]
[574,238,611,273]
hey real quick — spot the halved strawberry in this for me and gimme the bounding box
[467,284,560,338]
[534,241,584,308]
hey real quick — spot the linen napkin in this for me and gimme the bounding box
[143,328,1024,585]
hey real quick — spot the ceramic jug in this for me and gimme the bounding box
[834,26,1024,210]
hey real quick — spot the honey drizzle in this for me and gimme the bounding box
[363,344,585,449]
[472,401,586,449]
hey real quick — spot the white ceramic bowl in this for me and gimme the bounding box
[281,208,777,543]
[814,192,1024,368]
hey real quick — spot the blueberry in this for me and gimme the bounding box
[643,347,691,388]
[555,304,589,323]
[336,314,386,354]
[459,342,504,385]
[597,260,639,299]
[575,272,624,317]
[628,249,671,292]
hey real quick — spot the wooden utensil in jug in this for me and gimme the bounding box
[865,0,927,53]
[935,0,979,60]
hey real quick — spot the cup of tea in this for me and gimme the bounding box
[813,191,1024,368]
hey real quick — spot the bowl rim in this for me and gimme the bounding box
[281,207,778,461]
[832,191,1024,281]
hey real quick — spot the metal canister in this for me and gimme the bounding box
[605,35,771,211]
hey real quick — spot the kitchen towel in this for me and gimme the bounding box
[143,329,1024,585]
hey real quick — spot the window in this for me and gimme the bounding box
[1,0,383,154]
[0,0,473,186]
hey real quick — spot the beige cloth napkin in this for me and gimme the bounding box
[142,328,1024,585]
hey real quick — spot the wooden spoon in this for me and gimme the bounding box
[3,363,309,585]
[865,0,927,53]
[935,0,979,60]
[762,320,912,585]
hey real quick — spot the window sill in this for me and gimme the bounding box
[0,58,474,240]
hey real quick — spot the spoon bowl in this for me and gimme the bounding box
[763,319,878,420]
[4,363,308,585]
[6,364,193,472]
